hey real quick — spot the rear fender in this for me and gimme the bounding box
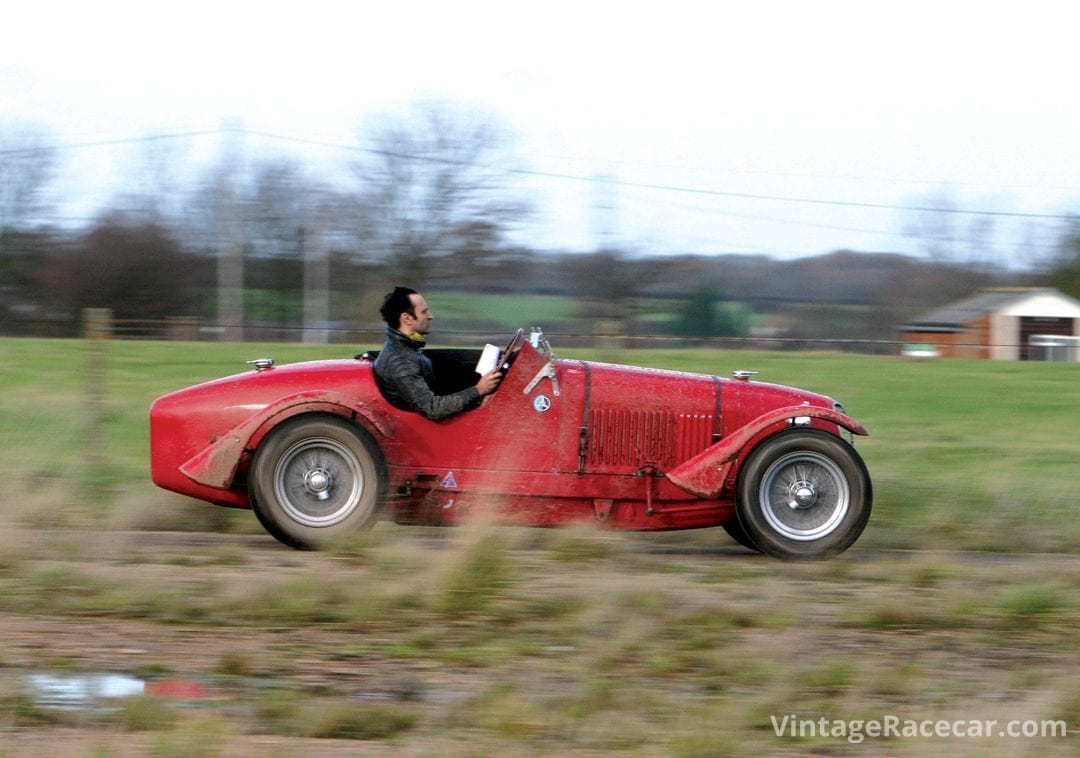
[665,406,868,498]
[179,391,394,490]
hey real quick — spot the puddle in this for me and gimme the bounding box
[26,672,213,711]
[25,671,460,712]
[28,673,145,711]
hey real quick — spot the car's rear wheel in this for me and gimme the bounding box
[249,415,385,549]
[736,429,871,560]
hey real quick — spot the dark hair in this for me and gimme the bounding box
[380,286,419,328]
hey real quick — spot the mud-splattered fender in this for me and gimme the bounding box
[179,391,394,490]
[665,406,868,499]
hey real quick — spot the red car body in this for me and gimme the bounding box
[150,330,871,558]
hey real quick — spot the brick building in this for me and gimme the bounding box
[898,288,1080,360]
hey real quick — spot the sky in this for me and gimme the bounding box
[3,1,1079,265]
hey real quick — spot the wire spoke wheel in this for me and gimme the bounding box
[737,429,871,560]
[759,451,850,541]
[250,415,385,549]
[274,437,365,528]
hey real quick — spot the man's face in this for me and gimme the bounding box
[403,293,434,335]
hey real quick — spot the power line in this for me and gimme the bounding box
[526,150,1080,194]
[517,170,1079,221]
[0,129,223,156]
[244,128,1080,221]
[5,125,1079,223]
[620,187,899,237]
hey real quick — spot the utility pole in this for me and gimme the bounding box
[216,118,245,342]
[302,220,331,344]
[592,171,617,252]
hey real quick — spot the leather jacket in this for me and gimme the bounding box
[372,327,480,420]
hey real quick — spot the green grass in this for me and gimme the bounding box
[2,337,1080,553]
[427,292,583,331]
[12,329,1080,758]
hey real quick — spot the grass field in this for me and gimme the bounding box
[1,337,1078,755]
[3,336,1078,553]
[426,293,586,331]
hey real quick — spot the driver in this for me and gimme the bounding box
[373,286,503,419]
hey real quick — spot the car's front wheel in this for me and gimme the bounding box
[249,415,385,549]
[721,518,763,553]
[736,429,871,559]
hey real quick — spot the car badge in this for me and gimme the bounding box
[440,472,458,489]
[533,395,552,413]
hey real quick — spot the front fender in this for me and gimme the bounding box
[179,391,394,490]
[665,406,868,498]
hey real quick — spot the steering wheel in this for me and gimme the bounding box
[497,328,526,373]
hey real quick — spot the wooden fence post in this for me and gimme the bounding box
[82,308,112,499]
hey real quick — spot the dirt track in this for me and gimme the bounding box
[1,526,1078,756]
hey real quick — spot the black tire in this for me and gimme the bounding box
[249,415,386,550]
[736,429,871,560]
[721,518,763,553]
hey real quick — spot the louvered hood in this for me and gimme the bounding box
[577,361,721,475]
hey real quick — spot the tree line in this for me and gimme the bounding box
[2,102,1079,348]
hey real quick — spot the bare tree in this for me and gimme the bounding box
[44,214,197,321]
[349,100,527,280]
[176,150,370,332]
[245,158,358,337]
[1046,219,1080,298]
[247,159,311,258]
[903,189,1009,268]
[0,126,58,329]
[445,220,511,286]
[561,249,643,322]
[0,125,57,232]
[902,190,961,263]
[106,131,191,225]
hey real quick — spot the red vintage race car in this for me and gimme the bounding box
[149,329,871,559]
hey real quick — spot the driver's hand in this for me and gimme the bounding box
[476,370,503,396]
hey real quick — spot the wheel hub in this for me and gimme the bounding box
[757,447,854,543]
[787,480,817,509]
[304,467,333,501]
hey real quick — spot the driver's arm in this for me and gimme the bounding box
[377,352,486,420]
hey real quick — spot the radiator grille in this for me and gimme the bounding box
[586,408,714,468]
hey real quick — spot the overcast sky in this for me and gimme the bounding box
[3,1,1078,264]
